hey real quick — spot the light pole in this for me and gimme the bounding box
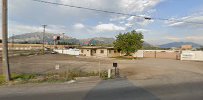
[42,25,47,55]
[2,0,11,81]
[62,33,65,54]
[12,34,14,49]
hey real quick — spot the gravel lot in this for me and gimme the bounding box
[0,54,203,76]
[1,54,114,74]
[0,54,203,99]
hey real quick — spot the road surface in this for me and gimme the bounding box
[0,77,202,100]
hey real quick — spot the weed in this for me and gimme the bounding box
[11,73,37,81]
[0,69,110,86]
[111,56,136,60]
[0,75,6,85]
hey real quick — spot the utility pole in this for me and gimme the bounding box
[12,34,14,48]
[62,33,65,54]
[42,25,47,55]
[2,0,11,81]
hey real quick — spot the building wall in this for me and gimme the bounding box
[142,50,180,60]
[80,49,91,56]
[133,50,144,58]
[54,49,80,55]
[0,43,75,50]
[95,49,108,57]
[78,48,120,57]
[181,45,192,50]
[144,51,156,58]
[107,49,120,57]
[181,51,203,61]
[156,52,180,59]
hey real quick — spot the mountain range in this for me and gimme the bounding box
[8,32,202,48]
[9,32,115,45]
[9,32,152,47]
[159,42,202,48]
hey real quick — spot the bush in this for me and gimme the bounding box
[0,75,6,85]
[100,70,109,80]
[12,74,37,81]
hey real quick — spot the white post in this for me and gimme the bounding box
[108,69,111,78]
[99,61,101,77]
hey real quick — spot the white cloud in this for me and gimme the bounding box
[0,0,163,39]
[95,23,126,31]
[136,29,149,33]
[168,22,184,27]
[110,16,127,22]
[125,16,154,27]
[120,0,162,13]
[166,14,203,28]
[125,23,133,27]
[165,37,181,42]
[127,16,135,21]
[7,21,68,36]
[73,23,85,29]
[185,36,203,41]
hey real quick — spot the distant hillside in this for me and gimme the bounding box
[143,42,152,47]
[80,37,115,45]
[159,42,202,48]
[79,37,152,46]
[9,33,116,45]
[9,32,70,43]
[9,32,153,46]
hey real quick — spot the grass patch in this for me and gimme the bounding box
[99,70,109,80]
[12,74,38,81]
[0,75,6,85]
[111,56,137,60]
[0,69,111,86]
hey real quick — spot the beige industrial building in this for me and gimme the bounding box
[181,45,192,50]
[79,46,121,57]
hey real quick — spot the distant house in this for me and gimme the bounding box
[79,46,120,57]
[181,45,192,50]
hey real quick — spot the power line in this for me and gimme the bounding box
[32,0,203,25]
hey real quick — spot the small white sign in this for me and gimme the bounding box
[181,53,195,60]
[55,64,60,70]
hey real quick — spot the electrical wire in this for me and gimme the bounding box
[32,0,203,25]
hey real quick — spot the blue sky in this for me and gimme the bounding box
[0,0,203,45]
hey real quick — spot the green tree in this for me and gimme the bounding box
[114,30,144,55]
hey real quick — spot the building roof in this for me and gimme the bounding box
[78,46,114,49]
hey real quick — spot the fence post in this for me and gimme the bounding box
[108,69,111,78]
[99,61,101,77]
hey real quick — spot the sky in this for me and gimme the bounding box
[0,0,203,45]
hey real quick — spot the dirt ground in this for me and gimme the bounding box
[1,54,203,99]
[1,54,115,74]
[1,54,202,78]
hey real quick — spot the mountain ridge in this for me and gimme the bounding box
[9,32,153,46]
[159,42,202,48]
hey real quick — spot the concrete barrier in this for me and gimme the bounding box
[54,49,80,56]
[181,51,203,61]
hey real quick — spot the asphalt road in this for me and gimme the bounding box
[0,78,158,100]
[0,78,202,100]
